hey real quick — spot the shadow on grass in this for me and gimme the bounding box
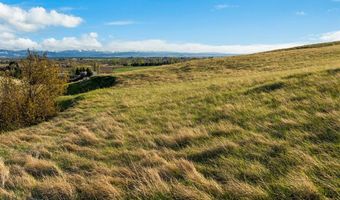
[66,76,118,95]
[57,95,85,112]
[326,68,340,75]
[246,81,285,94]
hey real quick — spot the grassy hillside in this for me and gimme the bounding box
[0,43,339,199]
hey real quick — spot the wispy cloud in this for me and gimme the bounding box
[106,20,137,26]
[327,8,339,12]
[213,4,239,10]
[58,7,75,12]
[57,6,87,12]
[296,11,307,16]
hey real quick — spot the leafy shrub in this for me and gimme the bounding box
[0,76,23,130]
[0,51,66,131]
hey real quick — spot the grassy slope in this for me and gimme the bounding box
[0,43,339,199]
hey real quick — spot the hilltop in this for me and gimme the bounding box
[0,42,339,199]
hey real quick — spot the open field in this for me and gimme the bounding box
[0,42,339,199]
[112,66,159,73]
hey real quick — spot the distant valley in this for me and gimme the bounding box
[0,49,230,58]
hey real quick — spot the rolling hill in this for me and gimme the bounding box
[0,42,339,199]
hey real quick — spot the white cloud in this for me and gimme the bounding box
[0,32,305,54]
[320,31,340,42]
[296,11,307,16]
[106,20,137,26]
[0,32,103,51]
[41,32,102,51]
[105,39,302,54]
[0,32,39,50]
[0,2,82,32]
[0,24,12,32]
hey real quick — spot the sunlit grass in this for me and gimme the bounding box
[112,66,158,73]
[0,42,339,199]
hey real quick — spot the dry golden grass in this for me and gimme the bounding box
[0,42,339,199]
[24,157,60,178]
[67,126,100,146]
[0,159,9,188]
[0,188,14,200]
[74,176,122,200]
[155,128,208,149]
[6,165,36,192]
[31,177,75,200]
[224,180,268,199]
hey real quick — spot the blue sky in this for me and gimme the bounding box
[0,0,340,53]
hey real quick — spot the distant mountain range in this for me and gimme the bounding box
[0,50,230,58]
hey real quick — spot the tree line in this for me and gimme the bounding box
[105,57,197,67]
